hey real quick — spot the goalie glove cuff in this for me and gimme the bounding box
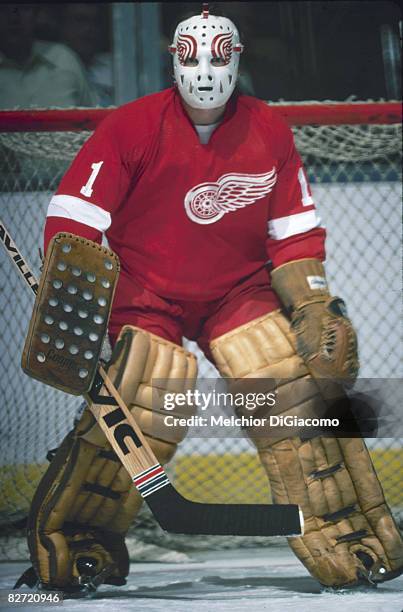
[271,258,329,311]
[271,259,359,381]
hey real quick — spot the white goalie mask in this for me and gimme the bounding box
[169,6,244,110]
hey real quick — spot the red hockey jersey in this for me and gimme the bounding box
[45,87,325,300]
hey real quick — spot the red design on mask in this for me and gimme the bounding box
[177,34,198,65]
[211,32,233,65]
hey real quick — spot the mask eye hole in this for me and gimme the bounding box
[183,58,198,67]
[211,57,226,67]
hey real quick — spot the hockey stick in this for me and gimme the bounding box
[0,219,303,536]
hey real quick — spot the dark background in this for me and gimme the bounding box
[22,1,402,102]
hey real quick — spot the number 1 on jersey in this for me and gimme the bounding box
[80,161,104,198]
[298,167,314,206]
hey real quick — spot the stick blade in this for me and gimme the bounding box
[146,484,303,536]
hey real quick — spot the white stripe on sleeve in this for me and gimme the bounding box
[268,210,322,240]
[47,195,112,232]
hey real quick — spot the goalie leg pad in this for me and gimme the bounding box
[210,310,403,587]
[27,427,130,588]
[28,326,197,589]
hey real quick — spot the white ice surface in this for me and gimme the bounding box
[0,547,402,612]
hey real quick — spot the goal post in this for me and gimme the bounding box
[0,102,401,536]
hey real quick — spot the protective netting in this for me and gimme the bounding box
[0,105,402,556]
[0,111,401,162]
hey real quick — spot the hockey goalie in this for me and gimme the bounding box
[19,5,402,594]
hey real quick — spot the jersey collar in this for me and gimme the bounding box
[173,86,239,133]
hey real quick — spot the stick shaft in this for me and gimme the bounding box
[87,367,162,480]
[0,220,39,294]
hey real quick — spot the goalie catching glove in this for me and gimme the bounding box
[271,258,359,381]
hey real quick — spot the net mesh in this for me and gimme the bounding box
[0,116,400,162]
[0,103,401,558]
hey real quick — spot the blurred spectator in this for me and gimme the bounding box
[0,4,97,109]
[60,4,114,106]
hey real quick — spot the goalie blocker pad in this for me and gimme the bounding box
[22,233,119,395]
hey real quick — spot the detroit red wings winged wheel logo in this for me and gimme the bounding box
[184,168,278,224]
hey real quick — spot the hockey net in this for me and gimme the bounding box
[0,102,402,559]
